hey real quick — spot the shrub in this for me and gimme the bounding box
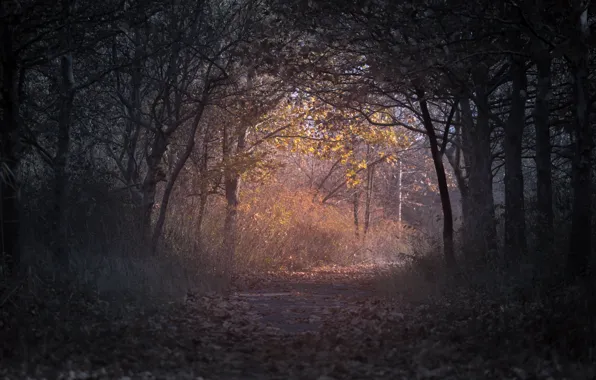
[234,183,360,271]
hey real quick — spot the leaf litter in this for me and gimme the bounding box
[1,264,595,379]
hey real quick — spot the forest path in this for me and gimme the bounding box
[232,266,379,334]
[3,265,595,379]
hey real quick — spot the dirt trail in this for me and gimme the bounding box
[3,265,595,379]
[233,267,378,334]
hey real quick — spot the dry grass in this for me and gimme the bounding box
[373,232,447,302]
[234,183,361,271]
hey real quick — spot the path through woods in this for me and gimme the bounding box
[2,265,595,379]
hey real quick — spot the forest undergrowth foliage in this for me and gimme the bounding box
[375,206,596,361]
[237,184,358,271]
[10,174,222,309]
[164,181,408,274]
[4,169,410,318]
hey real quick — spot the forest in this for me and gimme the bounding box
[1,0,595,378]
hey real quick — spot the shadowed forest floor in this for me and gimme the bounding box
[2,265,596,379]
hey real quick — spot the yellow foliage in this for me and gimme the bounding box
[255,94,413,194]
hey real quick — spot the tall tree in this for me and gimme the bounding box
[0,0,21,275]
[567,1,593,280]
[416,88,457,268]
[503,41,529,266]
[532,49,554,258]
[52,0,77,271]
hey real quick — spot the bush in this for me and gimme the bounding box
[233,183,360,271]
[16,166,219,307]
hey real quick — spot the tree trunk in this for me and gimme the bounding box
[445,126,471,256]
[396,159,403,238]
[461,88,498,264]
[503,55,528,266]
[567,6,593,280]
[458,100,476,259]
[222,125,248,274]
[111,24,143,208]
[143,11,188,248]
[151,101,207,253]
[533,50,553,258]
[417,88,456,269]
[223,172,240,272]
[195,190,208,251]
[0,17,21,276]
[113,26,146,229]
[195,132,211,251]
[353,190,360,238]
[123,32,143,187]
[364,151,374,235]
[52,53,75,271]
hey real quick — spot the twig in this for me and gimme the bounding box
[0,281,23,308]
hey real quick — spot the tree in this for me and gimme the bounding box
[566,0,593,280]
[503,33,529,266]
[0,0,21,275]
[1,0,127,273]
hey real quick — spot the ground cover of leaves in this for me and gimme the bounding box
[1,264,595,379]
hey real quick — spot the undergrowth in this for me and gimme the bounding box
[235,184,360,271]
[375,232,596,363]
[1,180,223,364]
[162,181,408,274]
